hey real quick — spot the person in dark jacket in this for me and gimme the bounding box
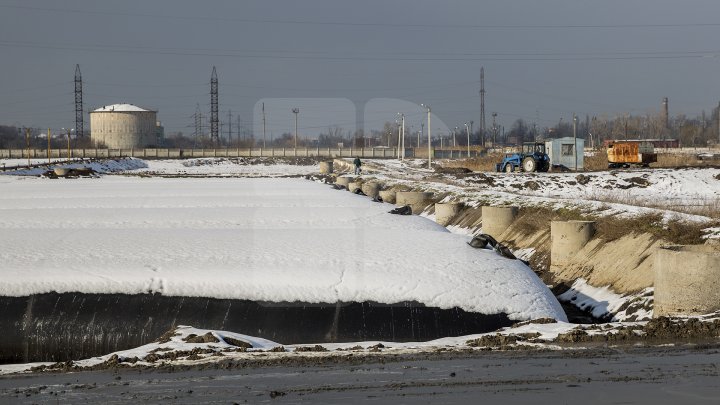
[353,157,362,175]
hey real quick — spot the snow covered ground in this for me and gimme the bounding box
[2,157,719,374]
[0,322,581,375]
[365,159,720,226]
[0,174,565,321]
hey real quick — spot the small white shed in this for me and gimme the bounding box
[545,137,585,170]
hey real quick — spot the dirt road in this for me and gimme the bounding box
[2,344,719,404]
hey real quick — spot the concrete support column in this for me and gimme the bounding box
[654,245,720,317]
[550,220,596,270]
[481,206,519,240]
[435,203,461,227]
[361,182,381,199]
[319,161,333,174]
[335,177,352,189]
[347,181,363,193]
[395,191,434,214]
[378,190,396,204]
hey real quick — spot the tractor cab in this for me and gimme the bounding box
[522,142,546,156]
[495,142,550,173]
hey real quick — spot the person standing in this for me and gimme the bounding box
[353,157,362,175]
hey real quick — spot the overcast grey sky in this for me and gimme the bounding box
[1,0,719,139]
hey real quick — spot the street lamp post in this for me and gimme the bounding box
[492,113,498,147]
[464,123,470,158]
[292,108,299,149]
[453,126,458,147]
[396,113,405,160]
[573,113,578,171]
[421,104,431,168]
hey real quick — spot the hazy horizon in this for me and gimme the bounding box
[2,0,719,140]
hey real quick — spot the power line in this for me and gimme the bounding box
[4,4,720,30]
[0,40,717,62]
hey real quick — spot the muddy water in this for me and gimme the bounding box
[2,345,719,404]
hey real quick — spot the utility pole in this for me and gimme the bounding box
[717,101,720,146]
[464,123,470,157]
[25,128,30,166]
[210,66,219,145]
[421,104,431,168]
[47,128,51,163]
[396,118,402,158]
[492,112,497,147]
[480,67,486,147]
[573,113,578,171]
[420,122,424,147]
[396,113,405,160]
[262,102,267,148]
[292,108,299,148]
[401,114,405,160]
[66,128,72,161]
[74,65,83,138]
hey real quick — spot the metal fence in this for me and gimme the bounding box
[0,147,485,160]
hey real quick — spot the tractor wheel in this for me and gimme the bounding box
[504,163,514,173]
[522,157,537,172]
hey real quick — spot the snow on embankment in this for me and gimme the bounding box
[0,158,148,176]
[0,176,566,322]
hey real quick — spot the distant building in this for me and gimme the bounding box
[545,137,585,170]
[602,139,679,149]
[90,104,158,149]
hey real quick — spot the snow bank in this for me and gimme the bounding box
[0,176,566,322]
[0,158,147,176]
[558,279,653,321]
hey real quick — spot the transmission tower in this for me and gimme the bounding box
[74,64,83,137]
[193,103,202,146]
[210,66,219,144]
[227,110,232,144]
[479,67,486,147]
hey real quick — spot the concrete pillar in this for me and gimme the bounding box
[335,177,352,189]
[435,203,461,227]
[319,161,333,174]
[481,206,519,240]
[396,191,434,214]
[379,190,396,204]
[361,182,381,199]
[550,220,596,270]
[654,245,720,317]
[347,181,363,193]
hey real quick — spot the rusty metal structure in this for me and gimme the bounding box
[607,140,657,168]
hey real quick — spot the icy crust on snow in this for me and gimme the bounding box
[0,176,566,322]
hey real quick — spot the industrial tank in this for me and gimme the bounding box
[90,103,157,148]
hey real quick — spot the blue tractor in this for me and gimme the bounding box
[495,142,550,173]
